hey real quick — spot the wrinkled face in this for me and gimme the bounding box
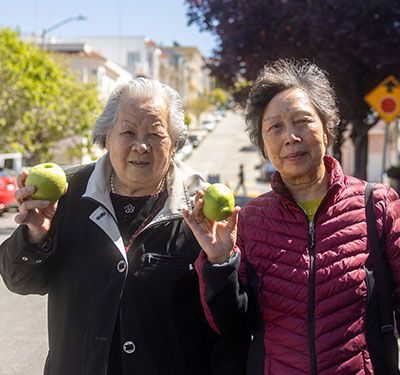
[106,94,175,196]
[261,88,328,183]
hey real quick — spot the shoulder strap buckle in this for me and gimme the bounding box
[381,324,394,335]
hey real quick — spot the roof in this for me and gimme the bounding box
[43,43,104,60]
[45,42,132,79]
[163,46,202,57]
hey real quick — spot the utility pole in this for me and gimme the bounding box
[41,15,87,49]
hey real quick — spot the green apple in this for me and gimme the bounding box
[202,183,235,222]
[25,163,67,203]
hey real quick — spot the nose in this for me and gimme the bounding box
[131,140,151,153]
[284,122,301,145]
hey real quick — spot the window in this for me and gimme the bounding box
[127,52,141,67]
[147,52,153,74]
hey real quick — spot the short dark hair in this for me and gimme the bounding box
[245,59,340,158]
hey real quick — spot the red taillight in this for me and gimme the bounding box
[0,177,16,191]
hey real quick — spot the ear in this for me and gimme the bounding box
[105,133,110,151]
[171,144,177,159]
[262,145,269,160]
[323,132,328,147]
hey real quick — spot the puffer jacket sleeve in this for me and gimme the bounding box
[383,187,400,307]
[194,211,254,337]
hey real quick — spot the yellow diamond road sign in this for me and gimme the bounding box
[364,75,400,123]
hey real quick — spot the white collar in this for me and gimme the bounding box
[82,153,205,223]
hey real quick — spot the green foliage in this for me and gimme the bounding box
[0,28,102,165]
[208,88,229,109]
[185,96,211,124]
[184,112,192,126]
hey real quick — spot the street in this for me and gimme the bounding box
[0,110,269,374]
[186,110,269,195]
[0,212,48,375]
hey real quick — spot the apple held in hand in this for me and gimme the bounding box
[25,163,67,203]
[202,183,235,222]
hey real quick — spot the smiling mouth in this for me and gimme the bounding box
[285,152,307,160]
[129,161,150,167]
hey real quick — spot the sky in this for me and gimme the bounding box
[1,0,217,57]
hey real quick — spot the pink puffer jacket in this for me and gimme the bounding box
[196,156,400,374]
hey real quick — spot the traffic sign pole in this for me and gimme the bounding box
[397,119,400,166]
[381,122,389,182]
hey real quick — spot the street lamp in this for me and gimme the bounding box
[41,14,87,46]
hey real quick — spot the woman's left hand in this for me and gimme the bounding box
[183,190,240,264]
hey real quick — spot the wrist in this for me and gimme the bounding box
[27,228,48,245]
[207,251,233,265]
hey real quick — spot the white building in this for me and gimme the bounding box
[162,46,214,100]
[80,36,162,79]
[44,42,132,100]
[160,49,189,101]
[32,41,134,165]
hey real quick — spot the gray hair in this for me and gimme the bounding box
[245,59,340,158]
[92,77,187,151]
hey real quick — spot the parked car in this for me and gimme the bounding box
[202,119,217,132]
[257,161,276,182]
[234,195,253,208]
[175,139,194,161]
[215,109,226,118]
[0,167,18,215]
[188,128,208,148]
[188,134,201,148]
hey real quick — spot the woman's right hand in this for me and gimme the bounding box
[14,170,59,245]
[183,190,240,264]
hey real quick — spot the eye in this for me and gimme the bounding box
[295,117,311,125]
[268,123,281,132]
[122,130,135,136]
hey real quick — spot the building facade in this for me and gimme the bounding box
[162,46,213,100]
[45,42,132,100]
[80,36,161,80]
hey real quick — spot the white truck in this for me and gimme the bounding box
[0,153,23,173]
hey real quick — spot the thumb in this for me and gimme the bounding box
[226,206,240,230]
[182,207,197,231]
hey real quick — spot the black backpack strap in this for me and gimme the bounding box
[365,183,399,374]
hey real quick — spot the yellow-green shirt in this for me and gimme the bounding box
[297,197,324,222]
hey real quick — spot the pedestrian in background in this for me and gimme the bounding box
[235,163,247,195]
[0,78,249,375]
[184,59,400,374]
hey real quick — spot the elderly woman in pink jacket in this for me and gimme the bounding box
[184,59,400,374]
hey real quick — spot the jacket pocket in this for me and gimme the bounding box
[143,253,193,272]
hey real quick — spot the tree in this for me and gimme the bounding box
[185,0,400,179]
[185,96,212,125]
[0,28,102,165]
[208,87,229,109]
[184,112,192,127]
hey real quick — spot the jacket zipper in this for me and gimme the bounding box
[308,220,317,375]
[279,182,342,375]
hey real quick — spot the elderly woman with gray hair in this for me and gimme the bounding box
[0,78,249,375]
[184,59,400,374]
